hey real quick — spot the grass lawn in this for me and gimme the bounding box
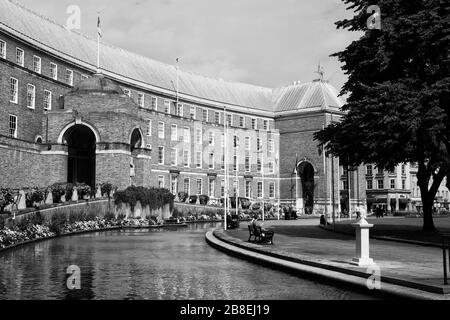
[329,216,450,245]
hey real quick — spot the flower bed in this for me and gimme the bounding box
[0,212,164,250]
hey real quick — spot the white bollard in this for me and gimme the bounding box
[352,217,375,267]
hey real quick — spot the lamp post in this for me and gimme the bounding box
[223,106,228,231]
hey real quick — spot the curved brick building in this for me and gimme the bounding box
[0,0,367,214]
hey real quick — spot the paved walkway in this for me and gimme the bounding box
[222,219,450,296]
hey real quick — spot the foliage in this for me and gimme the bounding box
[199,195,210,206]
[178,192,188,203]
[76,183,92,199]
[314,0,450,231]
[50,183,66,203]
[114,186,175,211]
[49,214,67,235]
[104,212,116,221]
[25,189,45,207]
[0,189,15,213]
[100,182,116,199]
[65,184,74,201]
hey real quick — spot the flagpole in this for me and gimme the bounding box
[97,15,101,73]
[176,58,180,107]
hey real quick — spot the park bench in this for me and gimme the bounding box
[248,225,274,245]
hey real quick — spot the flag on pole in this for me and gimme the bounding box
[97,16,102,38]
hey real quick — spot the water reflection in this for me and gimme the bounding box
[0,223,375,300]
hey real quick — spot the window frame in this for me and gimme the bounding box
[16,48,24,67]
[43,90,52,111]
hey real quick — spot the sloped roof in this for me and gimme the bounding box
[0,0,343,114]
[70,73,124,95]
[273,80,343,113]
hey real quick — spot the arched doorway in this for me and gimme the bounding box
[130,128,143,153]
[297,161,315,215]
[64,125,97,187]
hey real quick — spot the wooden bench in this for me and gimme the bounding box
[248,224,274,245]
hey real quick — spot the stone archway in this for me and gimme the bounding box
[63,124,97,187]
[297,161,315,215]
[130,128,143,153]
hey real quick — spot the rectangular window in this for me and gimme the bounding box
[209,132,215,146]
[221,133,225,148]
[9,114,17,138]
[184,127,191,144]
[50,63,58,80]
[233,155,238,172]
[343,180,349,190]
[190,106,196,120]
[158,122,165,139]
[170,175,177,195]
[268,139,274,153]
[257,154,262,172]
[390,179,396,189]
[123,89,131,97]
[226,114,232,126]
[195,129,202,145]
[268,161,274,174]
[183,149,190,167]
[263,120,269,131]
[257,182,263,198]
[65,69,73,86]
[245,137,251,150]
[251,118,257,130]
[366,165,373,175]
[146,120,152,136]
[401,165,406,175]
[239,116,245,128]
[176,103,183,117]
[196,179,203,195]
[221,180,225,197]
[378,179,384,190]
[377,167,383,175]
[27,84,35,109]
[137,93,145,108]
[196,151,202,168]
[214,112,220,124]
[209,180,215,197]
[209,153,214,169]
[16,48,24,66]
[245,181,251,198]
[158,176,165,188]
[257,138,262,151]
[170,148,177,166]
[245,156,251,172]
[158,147,165,165]
[402,180,406,190]
[171,124,178,141]
[0,40,5,59]
[43,90,52,111]
[33,55,41,74]
[233,135,238,149]
[269,182,275,198]
[367,180,373,190]
[10,77,18,103]
[202,109,208,122]
[164,100,170,114]
[151,97,157,110]
[221,154,225,170]
[184,179,190,195]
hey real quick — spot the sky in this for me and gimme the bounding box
[17,0,362,93]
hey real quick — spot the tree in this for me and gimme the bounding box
[314,0,450,232]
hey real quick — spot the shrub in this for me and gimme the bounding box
[65,184,74,201]
[0,189,14,213]
[76,183,92,199]
[178,192,188,203]
[50,183,66,203]
[26,189,45,207]
[104,212,116,221]
[49,214,67,235]
[100,183,115,199]
[189,195,198,204]
[30,212,45,226]
[114,186,175,211]
[199,195,209,206]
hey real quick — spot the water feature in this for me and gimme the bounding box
[0,223,377,300]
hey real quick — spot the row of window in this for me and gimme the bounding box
[366,164,407,176]
[9,77,53,110]
[128,89,271,130]
[366,179,407,190]
[146,120,275,151]
[155,146,275,173]
[0,39,78,85]
[158,176,276,199]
